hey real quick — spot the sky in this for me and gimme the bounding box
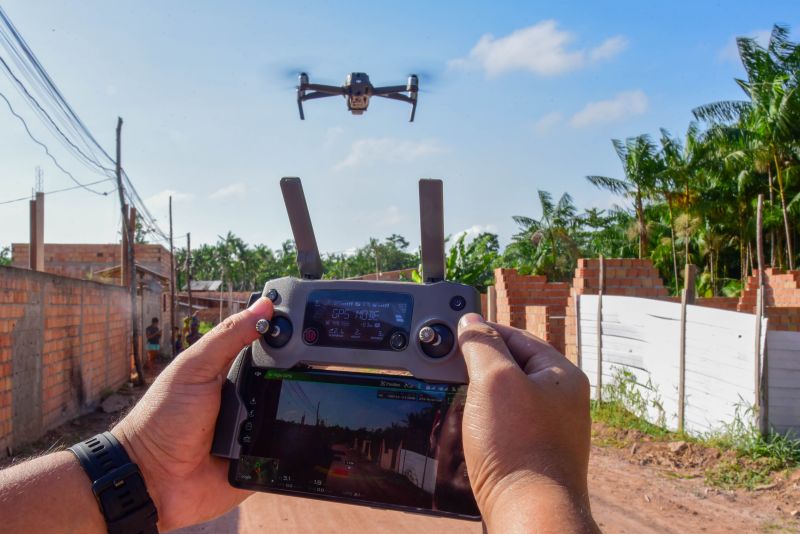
[1,1,799,257]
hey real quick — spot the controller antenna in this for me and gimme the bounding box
[418,179,445,283]
[280,177,323,279]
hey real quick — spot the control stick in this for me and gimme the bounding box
[418,324,454,358]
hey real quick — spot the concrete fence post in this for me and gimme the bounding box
[678,264,696,433]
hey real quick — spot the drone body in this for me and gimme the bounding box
[297,72,419,121]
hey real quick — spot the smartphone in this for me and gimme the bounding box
[230,366,480,520]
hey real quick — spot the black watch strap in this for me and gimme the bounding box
[69,432,159,534]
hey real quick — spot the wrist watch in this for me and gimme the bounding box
[69,432,159,533]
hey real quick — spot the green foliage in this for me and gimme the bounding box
[703,402,800,489]
[176,233,418,291]
[444,232,499,292]
[0,246,10,266]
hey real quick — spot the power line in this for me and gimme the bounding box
[0,89,114,195]
[0,7,170,240]
[0,178,116,205]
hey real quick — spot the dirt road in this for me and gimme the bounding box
[179,444,798,533]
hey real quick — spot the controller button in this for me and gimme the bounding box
[244,422,254,432]
[419,324,455,359]
[247,409,256,418]
[389,331,408,351]
[303,327,319,345]
[266,288,279,302]
[265,316,293,348]
[239,433,252,445]
[450,295,466,311]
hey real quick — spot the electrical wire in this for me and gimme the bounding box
[0,89,113,195]
[0,6,170,240]
[0,178,116,205]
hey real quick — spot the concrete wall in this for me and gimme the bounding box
[492,259,800,364]
[0,266,131,454]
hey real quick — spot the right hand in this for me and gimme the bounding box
[457,313,598,533]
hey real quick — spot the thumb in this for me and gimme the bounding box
[458,313,523,386]
[177,297,274,382]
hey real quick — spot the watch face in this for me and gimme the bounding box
[231,368,479,520]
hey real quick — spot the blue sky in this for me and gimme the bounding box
[1,1,798,256]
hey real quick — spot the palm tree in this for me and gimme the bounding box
[694,25,800,269]
[587,135,661,258]
[507,190,580,281]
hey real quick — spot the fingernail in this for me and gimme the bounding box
[458,313,484,329]
[248,297,269,311]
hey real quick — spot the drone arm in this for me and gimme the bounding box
[306,83,345,94]
[372,85,410,95]
[374,92,414,103]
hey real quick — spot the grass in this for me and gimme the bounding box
[592,368,800,490]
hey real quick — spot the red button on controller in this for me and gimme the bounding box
[303,327,319,344]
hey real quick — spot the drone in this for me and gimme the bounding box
[296,72,419,122]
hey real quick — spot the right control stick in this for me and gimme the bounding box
[418,324,454,358]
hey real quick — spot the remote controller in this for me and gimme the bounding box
[211,178,481,520]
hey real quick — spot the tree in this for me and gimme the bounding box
[445,232,500,292]
[586,135,661,259]
[694,25,800,269]
[0,246,10,266]
[504,190,580,281]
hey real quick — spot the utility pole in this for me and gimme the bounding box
[115,117,145,386]
[186,232,193,320]
[169,195,176,357]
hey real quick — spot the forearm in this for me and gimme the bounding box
[0,451,105,532]
[484,479,599,534]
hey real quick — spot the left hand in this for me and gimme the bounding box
[112,297,273,531]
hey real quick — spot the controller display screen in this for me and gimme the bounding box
[232,368,479,519]
[302,290,413,351]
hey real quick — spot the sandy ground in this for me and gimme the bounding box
[178,444,798,534]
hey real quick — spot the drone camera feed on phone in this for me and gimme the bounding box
[233,368,479,519]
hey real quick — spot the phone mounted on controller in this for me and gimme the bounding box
[211,178,480,520]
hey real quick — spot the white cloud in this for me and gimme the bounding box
[719,29,771,62]
[569,90,648,128]
[449,20,628,77]
[209,182,246,200]
[145,189,191,209]
[453,224,498,242]
[533,111,563,133]
[334,138,445,170]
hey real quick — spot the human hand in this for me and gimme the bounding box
[112,297,273,531]
[458,314,597,533]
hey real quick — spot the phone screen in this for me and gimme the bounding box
[231,367,480,520]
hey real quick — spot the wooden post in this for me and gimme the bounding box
[678,263,696,433]
[169,195,176,357]
[121,202,129,286]
[114,117,144,386]
[487,286,497,322]
[186,233,193,320]
[595,255,605,402]
[575,292,583,369]
[755,194,767,434]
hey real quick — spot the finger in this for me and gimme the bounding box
[457,313,523,385]
[177,297,273,381]
[488,322,571,375]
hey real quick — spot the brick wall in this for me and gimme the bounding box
[12,243,172,281]
[0,266,131,454]
[525,305,566,354]
[739,269,800,312]
[494,268,570,329]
